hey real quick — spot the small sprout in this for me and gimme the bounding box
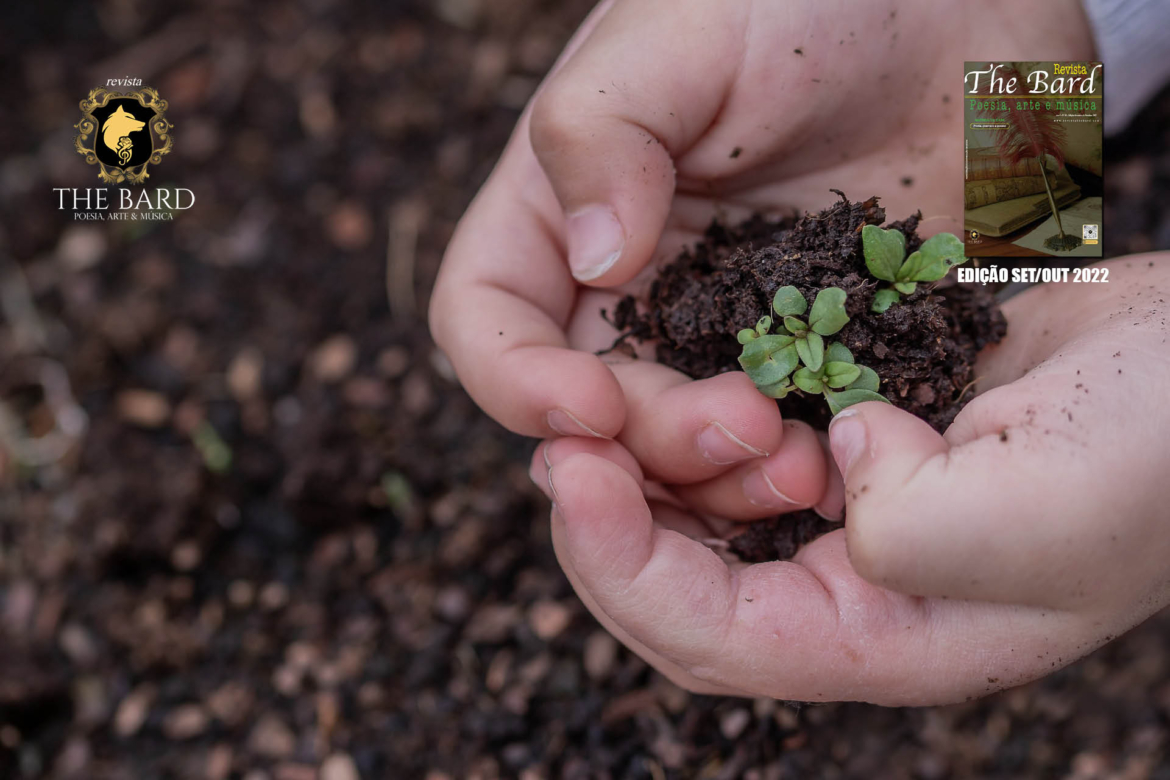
[736,290,889,415]
[769,285,850,373]
[381,471,414,516]
[862,226,968,311]
[738,334,799,387]
[192,421,232,474]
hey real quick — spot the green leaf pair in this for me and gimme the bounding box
[862,226,968,312]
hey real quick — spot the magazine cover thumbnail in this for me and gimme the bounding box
[964,61,1103,258]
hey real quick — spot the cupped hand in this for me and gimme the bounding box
[531,259,1170,704]
[430,0,1094,519]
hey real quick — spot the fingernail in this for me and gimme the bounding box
[565,205,624,281]
[547,408,604,438]
[697,422,767,465]
[547,465,561,505]
[742,469,800,510]
[828,410,867,481]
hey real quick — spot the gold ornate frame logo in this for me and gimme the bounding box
[73,87,173,184]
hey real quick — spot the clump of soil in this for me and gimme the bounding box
[609,192,1007,562]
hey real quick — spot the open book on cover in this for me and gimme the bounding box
[963,167,1080,237]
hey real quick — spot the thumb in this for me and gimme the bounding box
[528,0,747,285]
[826,398,1102,608]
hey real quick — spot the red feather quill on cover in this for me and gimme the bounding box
[974,64,1067,171]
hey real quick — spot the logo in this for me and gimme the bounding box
[1082,223,1099,244]
[73,87,173,184]
[968,230,982,244]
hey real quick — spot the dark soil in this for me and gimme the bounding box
[727,510,843,563]
[3,2,1170,778]
[610,193,1007,562]
[612,192,1007,434]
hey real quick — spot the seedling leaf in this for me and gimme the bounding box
[809,287,849,335]
[871,288,901,313]
[759,378,795,399]
[796,331,824,371]
[782,316,808,335]
[849,365,881,393]
[772,286,808,317]
[824,342,854,364]
[739,336,799,385]
[823,361,861,388]
[905,233,966,281]
[824,387,891,415]
[793,367,823,394]
[894,281,917,295]
[861,225,905,282]
[737,328,757,344]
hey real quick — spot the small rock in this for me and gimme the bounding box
[227,580,255,609]
[356,681,384,708]
[433,585,470,622]
[309,335,357,382]
[527,600,572,640]
[911,384,937,405]
[59,622,98,665]
[207,681,254,726]
[464,603,520,643]
[501,742,531,769]
[321,753,361,780]
[327,201,373,250]
[116,389,171,428]
[274,764,316,780]
[342,376,390,408]
[259,581,289,611]
[57,226,107,270]
[720,707,752,740]
[227,348,264,400]
[206,744,233,780]
[485,649,512,693]
[164,704,209,740]
[171,540,202,571]
[272,664,303,697]
[375,346,410,378]
[114,685,155,737]
[73,675,109,726]
[248,714,296,759]
[53,735,91,777]
[2,579,36,636]
[285,641,320,670]
[518,653,552,685]
[162,326,200,374]
[0,725,20,748]
[401,370,433,414]
[439,517,485,567]
[583,631,618,680]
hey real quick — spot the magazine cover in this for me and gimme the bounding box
[964,61,1103,258]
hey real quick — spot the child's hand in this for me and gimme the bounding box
[430,0,1092,515]
[530,260,1170,704]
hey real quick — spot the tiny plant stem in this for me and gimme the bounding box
[1038,155,1065,239]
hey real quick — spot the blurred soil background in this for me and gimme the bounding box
[1,1,1170,778]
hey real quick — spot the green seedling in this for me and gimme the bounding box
[737,286,890,414]
[862,226,968,312]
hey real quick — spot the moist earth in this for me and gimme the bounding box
[609,192,1007,562]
